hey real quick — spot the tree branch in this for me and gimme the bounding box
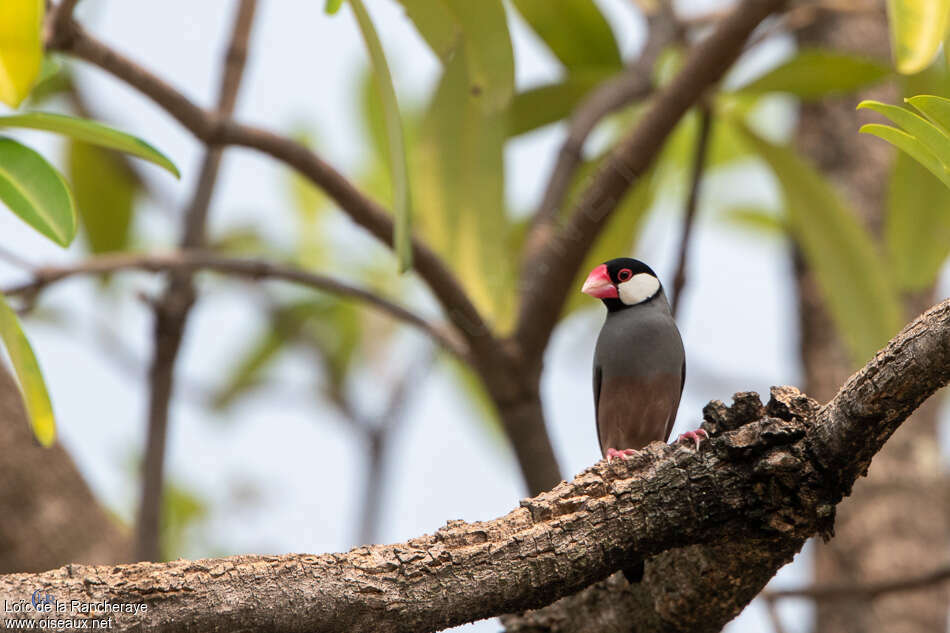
[2,298,946,633]
[2,251,468,360]
[44,16,496,363]
[670,103,712,317]
[515,0,786,360]
[134,0,258,563]
[765,565,950,602]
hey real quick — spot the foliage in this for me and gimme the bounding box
[886,0,950,74]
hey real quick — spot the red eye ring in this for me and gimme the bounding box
[617,268,633,282]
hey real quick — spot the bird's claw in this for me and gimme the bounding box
[605,447,639,462]
[677,429,708,450]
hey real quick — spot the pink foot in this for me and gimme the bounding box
[677,429,708,450]
[605,447,639,462]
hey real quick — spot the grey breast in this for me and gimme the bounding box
[593,292,685,455]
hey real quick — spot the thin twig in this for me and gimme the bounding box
[764,565,950,603]
[763,596,789,633]
[2,251,468,360]
[670,103,712,317]
[135,0,257,562]
[44,0,82,43]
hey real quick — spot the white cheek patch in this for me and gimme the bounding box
[618,273,660,305]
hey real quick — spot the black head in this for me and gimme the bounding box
[581,257,662,311]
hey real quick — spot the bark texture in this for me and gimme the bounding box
[2,298,948,633]
[795,6,950,632]
[0,367,130,573]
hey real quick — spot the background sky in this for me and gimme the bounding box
[0,1,947,631]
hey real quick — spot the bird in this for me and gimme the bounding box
[581,257,706,582]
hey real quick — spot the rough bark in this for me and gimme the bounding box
[0,367,130,573]
[2,298,948,633]
[795,6,950,632]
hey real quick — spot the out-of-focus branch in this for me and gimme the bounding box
[765,565,950,603]
[670,103,712,317]
[2,251,468,360]
[515,0,786,361]
[521,8,677,260]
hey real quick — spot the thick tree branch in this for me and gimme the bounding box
[515,0,786,360]
[135,0,257,562]
[44,17,495,364]
[1,251,467,360]
[3,298,947,633]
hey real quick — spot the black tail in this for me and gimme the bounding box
[623,560,644,583]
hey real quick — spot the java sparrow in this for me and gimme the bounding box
[582,258,707,460]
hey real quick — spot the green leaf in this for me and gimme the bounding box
[508,68,618,137]
[859,123,950,189]
[413,52,514,327]
[396,0,514,113]
[213,329,284,410]
[0,136,76,247]
[66,141,138,254]
[0,112,179,177]
[734,49,890,100]
[510,0,622,71]
[350,0,413,272]
[906,94,950,135]
[739,126,903,364]
[0,293,56,447]
[325,0,345,14]
[886,152,950,289]
[886,0,950,74]
[858,99,950,167]
[0,0,44,107]
[719,206,786,237]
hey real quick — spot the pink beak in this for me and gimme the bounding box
[581,264,618,299]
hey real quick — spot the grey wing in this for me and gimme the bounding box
[593,363,603,445]
[663,358,687,441]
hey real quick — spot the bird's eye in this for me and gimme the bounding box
[617,268,633,282]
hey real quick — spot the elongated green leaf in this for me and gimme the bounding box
[906,94,950,135]
[510,0,622,71]
[0,112,179,177]
[413,52,513,326]
[886,0,950,74]
[508,68,618,137]
[0,0,43,107]
[740,126,903,364]
[350,0,413,271]
[734,49,890,99]
[325,0,344,14]
[860,123,950,189]
[67,141,138,254]
[886,152,950,289]
[0,293,55,446]
[720,206,786,237]
[859,100,950,165]
[396,0,514,113]
[0,136,76,246]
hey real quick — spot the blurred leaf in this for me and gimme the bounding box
[0,112,179,177]
[213,329,284,409]
[25,56,71,106]
[413,52,514,326]
[160,481,208,560]
[0,0,43,107]
[351,0,413,271]
[858,99,950,189]
[325,0,345,14]
[209,225,274,256]
[294,300,363,391]
[0,293,55,447]
[510,0,622,71]
[739,125,903,364]
[66,141,138,254]
[445,354,504,443]
[734,49,890,100]
[0,136,76,246]
[860,123,950,188]
[508,68,618,137]
[661,107,752,172]
[886,152,950,290]
[719,206,786,237]
[886,0,950,74]
[396,0,514,112]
